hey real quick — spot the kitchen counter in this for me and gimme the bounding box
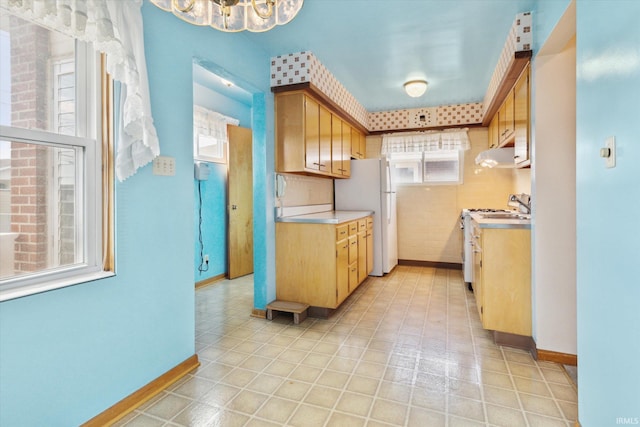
[276,210,374,224]
[471,212,531,230]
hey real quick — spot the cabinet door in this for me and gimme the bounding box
[351,128,365,159]
[357,230,367,284]
[304,96,320,171]
[497,92,515,145]
[514,66,530,166]
[318,104,332,174]
[472,228,483,321]
[481,228,531,336]
[348,234,358,264]
[331,115,343,175]
[366,216,374,275]
[336,238,349,305]
[348,262,358,293]
[488,114,499,148]
[275,92,304,173]
[342,124,351,176]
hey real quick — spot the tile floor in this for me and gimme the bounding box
[115,266,578,427]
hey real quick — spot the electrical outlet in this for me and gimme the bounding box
[204,255,209,263]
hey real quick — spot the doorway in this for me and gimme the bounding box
[192,62,254,285]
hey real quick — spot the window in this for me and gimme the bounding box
[389,150,463,185]
[423,150,463,184]
[193,105,239,164]
[0,15,113,301]
[382,129,468,186]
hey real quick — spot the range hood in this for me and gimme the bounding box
[475,147,515,168]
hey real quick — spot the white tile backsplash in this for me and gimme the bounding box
[277,174,333,207]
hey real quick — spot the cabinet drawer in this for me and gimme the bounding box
[336,224,349,241]
[348,221,358,236]
[358,219,367,231]
[366,216,373,229]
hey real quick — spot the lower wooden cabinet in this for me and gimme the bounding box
[471,222,531,336]
[276,216,373,309]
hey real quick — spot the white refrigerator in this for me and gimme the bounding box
[335,158,398,276]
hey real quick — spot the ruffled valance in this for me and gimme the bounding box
[194,106,239,144]
[1,0,160,181]
[381,128,470,155]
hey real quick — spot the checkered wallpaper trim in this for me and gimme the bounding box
[271,51,370,129]
[483,12,533,118]
[368,104,483,132]
[271,12,530,132]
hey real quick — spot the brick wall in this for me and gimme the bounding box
[10,18,51,273]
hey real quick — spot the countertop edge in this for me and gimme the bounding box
[471,213,532,230]
[276,210,374,224]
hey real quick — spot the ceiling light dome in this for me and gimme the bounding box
[404,80,428,98]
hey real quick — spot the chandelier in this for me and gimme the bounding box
[150,0,304,32]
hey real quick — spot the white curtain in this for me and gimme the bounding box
[1,0,160,182]
[193,106,239,145]
[381,128,470,155]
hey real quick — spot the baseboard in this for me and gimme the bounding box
[536,348,578,366]
[251,308,267,319]
[82,354,200,426]
[195,273,226,289]
[398,259,462,270]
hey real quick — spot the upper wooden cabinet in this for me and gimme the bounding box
[488,114,499,149]
[351,127,366,160]
[331,115,351,177]
[486,64,530,167]
[513,65,530,167]
[498,90,515,144]
[275,90,365,178]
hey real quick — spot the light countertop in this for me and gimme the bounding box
[276,210,374,224]
[471,212,532,230]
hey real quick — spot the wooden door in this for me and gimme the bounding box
[227,125,253,279]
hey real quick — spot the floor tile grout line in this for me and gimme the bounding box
[500,345,533,427]
[132,267,579,427]
[460,268,490,427]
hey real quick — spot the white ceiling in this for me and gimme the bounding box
[242,0,535,112]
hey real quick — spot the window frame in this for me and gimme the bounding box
[0,38,114,302]
[388,149,464,186]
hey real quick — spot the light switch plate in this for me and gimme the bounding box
[604,136,616,168]
[153,156,176,176]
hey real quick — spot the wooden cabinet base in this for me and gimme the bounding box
[493,331,536,354]
[275,216,373,311]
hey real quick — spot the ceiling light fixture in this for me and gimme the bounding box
[404,80,428,98]
[150,0,304,32]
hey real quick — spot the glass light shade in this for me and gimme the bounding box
[150,0,303,32]
[404,80,428,97]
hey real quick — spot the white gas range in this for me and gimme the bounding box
[460,208,513,288]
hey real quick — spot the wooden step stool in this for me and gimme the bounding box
[266,300,309,325]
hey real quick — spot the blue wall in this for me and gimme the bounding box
[192,83,252,282]
[576,1,640,425]
[0,2,275,425]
